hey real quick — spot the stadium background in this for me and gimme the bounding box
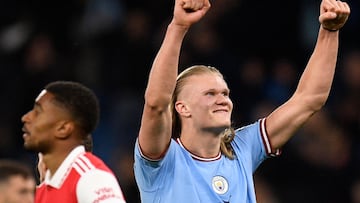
[0,0,359,202]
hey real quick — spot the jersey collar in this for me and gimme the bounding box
[176,138,222,161]
[43,145,85,189]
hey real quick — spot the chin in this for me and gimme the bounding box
[23,143,38,152]
[207,125,230,135]
[218,120,231,128]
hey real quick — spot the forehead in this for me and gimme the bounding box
[33,89,72,120]
[34,90,61,111]
[35,90,55,103]
[184,73,228,90]
[35,89,47,102]
[7,175,35,188]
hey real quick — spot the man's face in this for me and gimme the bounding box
[21,90,70,153]
[177,73,233,133]
[0,176,35,203]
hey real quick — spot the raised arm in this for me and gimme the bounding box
[266,0,350,150]
[138,0,211,159]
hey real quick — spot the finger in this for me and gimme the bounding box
[324,1,350,20]
[182,0,204,12]
[337,1,346,10]
[204,0,211,8]
[319,12,337,23]
[325,0,348,14]
[182,0,194,9]
[193,0,204,11]
[339,1,351,15]
[323,0,344,14]
[38,152,43,161]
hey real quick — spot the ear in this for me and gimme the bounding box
[175,101,191,117]
[55,121,75,139]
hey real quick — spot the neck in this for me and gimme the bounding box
[179,129,221,159]
[42,144,81,177]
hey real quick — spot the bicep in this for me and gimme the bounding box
[266,94,317,149]
[138,104,172,159]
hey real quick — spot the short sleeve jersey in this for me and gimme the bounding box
[35,146,126,203]
[134,118,277,203]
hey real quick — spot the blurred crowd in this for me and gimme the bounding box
[0,0,359,202]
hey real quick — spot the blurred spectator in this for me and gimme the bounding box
[111,150,140,203]
[254,173,280,203]
[351,178,360,203]
[265,58,298,105]
[232,57,267,124]
[0,159,35,203]
[295,110,351,170]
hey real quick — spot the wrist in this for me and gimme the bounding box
[168,21,189,35]
[322,26,338,32]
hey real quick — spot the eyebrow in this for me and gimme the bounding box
[34,101,43,110]
[203,88,230,93]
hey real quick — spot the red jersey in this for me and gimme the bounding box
[35,146,126,203]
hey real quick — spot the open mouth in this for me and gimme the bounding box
[22,127,30,137]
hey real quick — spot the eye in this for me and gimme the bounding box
[222,92,229,97]
[33,105,42,116]
[34,108,40,115]
[205,91,215,96]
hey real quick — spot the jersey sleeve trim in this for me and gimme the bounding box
[136,138,164,162]
[259,118,281,157]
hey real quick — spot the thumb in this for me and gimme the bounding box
[319,12,337,23]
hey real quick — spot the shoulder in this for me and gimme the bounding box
[234,119,263,136]
[75,155,126,202]
[73,152,113,175]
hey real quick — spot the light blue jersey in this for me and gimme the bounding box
[134,118,278,203]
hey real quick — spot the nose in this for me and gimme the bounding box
[21,111,31,123]
[216,94,230,105]
[216,95,233,111]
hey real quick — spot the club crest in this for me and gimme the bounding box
[212,176,228,194]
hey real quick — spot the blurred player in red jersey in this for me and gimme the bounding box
[22,81,126,203]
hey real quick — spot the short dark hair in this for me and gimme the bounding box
[45,81,100,135]
[0,160,34,182]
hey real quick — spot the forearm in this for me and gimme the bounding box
[295,26,339,110]
[262,0,349,149]
[145,22,189,108]
[138,0,211,159]
[266,27,340,148]
[139,22,189,159]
